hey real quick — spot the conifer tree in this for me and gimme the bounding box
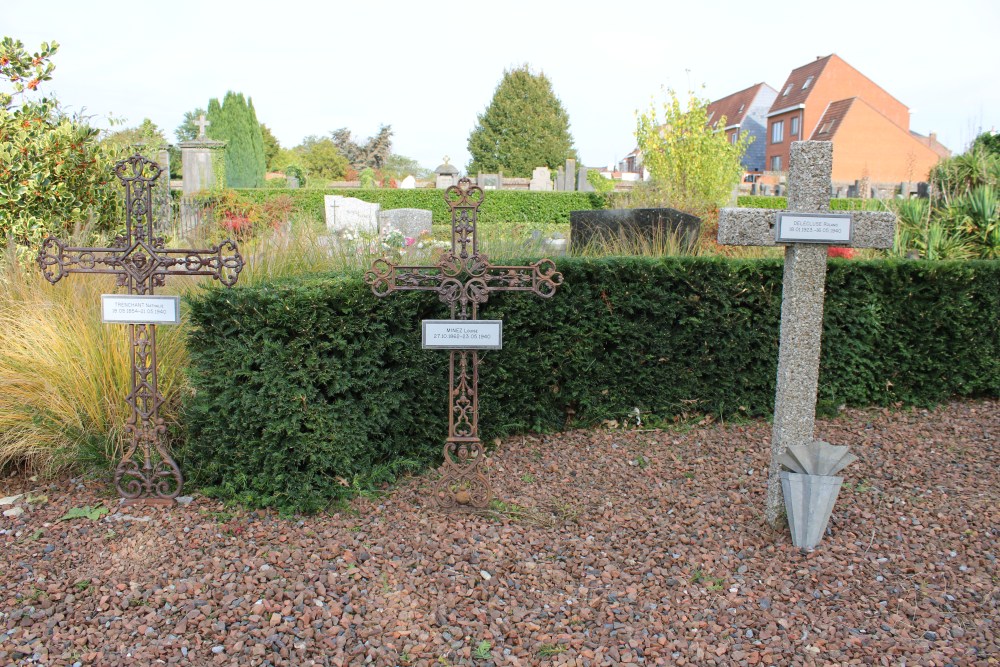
[206,91,265,188]
[467,65,577,177]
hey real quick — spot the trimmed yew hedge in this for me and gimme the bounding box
[736,195,886,211]
[180,258,1000,513]
[233,188,611,225]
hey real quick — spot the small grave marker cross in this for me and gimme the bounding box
[365,178,563,510]
[717,141,896,528]
[195,114,210,140]
[38,154,244,505]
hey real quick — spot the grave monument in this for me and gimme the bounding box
[37,154,244,505]
[717,141,896,529]
[364,178,563,510]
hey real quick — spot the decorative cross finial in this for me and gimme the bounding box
[442,155,450,164]
[195,114,210,140]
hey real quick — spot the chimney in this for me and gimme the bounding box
[929,132,937,143]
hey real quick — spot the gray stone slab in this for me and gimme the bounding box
[326,196,380,235]
[379,208,432,239]
[529,166,552,191]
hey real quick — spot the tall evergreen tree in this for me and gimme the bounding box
[467,65,577,177]
[247,97,267,179]
[206,91,265,188]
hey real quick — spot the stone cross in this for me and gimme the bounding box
[717,141,896,529]
[195,114,210,140]
[38,154,244,506]
[365,178,563,510]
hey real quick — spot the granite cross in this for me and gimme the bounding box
[364,177,563,510]
[195,114,210,140]
[717,141,896,528]
[37,154,244,506]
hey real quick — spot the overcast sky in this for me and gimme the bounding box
[3,0,996,172]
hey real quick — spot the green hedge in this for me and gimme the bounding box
[233,188,610,225]
[737,196,888,211]
[181,258,1000,513]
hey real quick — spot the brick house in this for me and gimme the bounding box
[706,82,778,174]
[764,54,947,187]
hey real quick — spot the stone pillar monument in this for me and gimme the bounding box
[179,115,226,194]
[435,156,460,190]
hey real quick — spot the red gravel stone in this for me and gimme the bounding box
[0,400,996,665]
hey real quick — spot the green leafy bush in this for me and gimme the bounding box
[0,37,123,255]
[232,188,610,226]
[182,257,1000,513]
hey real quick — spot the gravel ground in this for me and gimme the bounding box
[1,400,997,667]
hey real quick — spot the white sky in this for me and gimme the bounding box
[3,0,996,172]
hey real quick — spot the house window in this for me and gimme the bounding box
[783,84,793,96]
[738,104,745,115]
[731,131,738,144]
[772,120,784,143]
[803,75,814,89]
[790,116,800,137]
[770,155,782,171]
[817,121,833,134]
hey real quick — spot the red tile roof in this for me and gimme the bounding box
[770,55,832,111]
[810,98,855,138]
[707,83,771,128]
[910,131,952,159]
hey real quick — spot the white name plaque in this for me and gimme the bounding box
[422,320,503,350]
[101,295,181,325]
[775,212,853,244]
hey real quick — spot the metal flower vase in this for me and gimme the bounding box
[779,440,857,549]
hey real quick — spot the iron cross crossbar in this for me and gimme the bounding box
[364,177,563,510]
[37,153,244,506]
[717,141,896,527]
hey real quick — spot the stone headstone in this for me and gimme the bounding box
[578,166,594,192]
[435,156,460,190]
[569,208,701,254]
[530,166,552,191]
[325,195,380,234]
[717,141,896,531]
[399,175,416,189]
[379,208,432,239]
[565,158,577,191]
[179,134,226,195]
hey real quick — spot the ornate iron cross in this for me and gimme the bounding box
[37,154,244,506]
[365,177,563,510]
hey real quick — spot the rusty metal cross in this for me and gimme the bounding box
[37,153,244,505]
[365,177,563,510]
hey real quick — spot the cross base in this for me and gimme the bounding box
[432,436,493,510]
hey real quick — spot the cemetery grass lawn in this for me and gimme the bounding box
[1,400,996,665]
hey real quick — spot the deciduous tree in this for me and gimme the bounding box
[634,88,751,215]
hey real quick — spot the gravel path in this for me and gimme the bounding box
[1,400,997,666]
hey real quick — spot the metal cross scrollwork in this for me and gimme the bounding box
[365,177,563,510]
[37,153,244,505]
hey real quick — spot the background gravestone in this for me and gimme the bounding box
[325,196,380,234]
[379,208,432,239]
[570,208,701,254]
[530,166,552,191]
[179,115,226,195]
